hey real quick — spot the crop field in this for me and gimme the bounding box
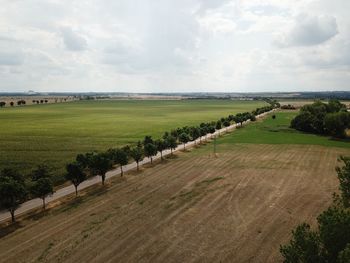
[1,112,349,262]
[0,99,266,182]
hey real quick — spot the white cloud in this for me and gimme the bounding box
[0,0,349,92]
[275,14,338,47]
[60,27,87,51]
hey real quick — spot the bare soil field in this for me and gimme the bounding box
[0,141,348,263]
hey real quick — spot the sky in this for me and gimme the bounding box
[0,0,349,93]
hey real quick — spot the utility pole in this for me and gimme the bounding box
[213,134,217,155]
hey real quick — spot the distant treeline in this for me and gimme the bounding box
[291,99,350,138]
[0,101,279,223]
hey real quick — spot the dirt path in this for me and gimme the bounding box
[0,142,347,262]
[0,111,273,223]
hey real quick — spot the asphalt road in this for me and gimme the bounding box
[0,110,273,223]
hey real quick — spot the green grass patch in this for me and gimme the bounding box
[219,111,350,148]
[0,99,265,183]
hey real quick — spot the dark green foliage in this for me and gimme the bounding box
[165,136,177,154]
[252,105,274,116]
[338,244,350,263]
[76,152,95,169]
[280,223,322,263]
[324,112,350,138]
[328,99,347,113]
[0,101,5,108]
[0,168,27,222]
[88,153,112,185]
[223,120,230,128]
[30,164,51,181]
[291,100,349,138]
[318,205,350,262]
[155,139,167,160]
[143,135,154,145]
[189,127,200,143]
[336,156,350,207]
[144,143,157,164]
[179,132,190,150]
[65,162,86,196]
[130,144,144,170]
[281,156,350,263]
[112,148,128,176]
[30,177,53,209]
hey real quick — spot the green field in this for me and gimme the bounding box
[219,111,350,148]
[0,99,266,183]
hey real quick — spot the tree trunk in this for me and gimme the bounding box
[183,143,185,150]
[150,157,153,164]
[10,209,15,223]
[137,161,139,171]
[171,148,173,155]
[160,151,163,160]
[102,174,105,185]
[42,197,46,210]
[75,185,78,197]
[120,166,123,177]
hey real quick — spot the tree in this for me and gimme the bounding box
[30,177,53,209]
[130,144,144,170]
[199,127,207,143]
[31,164,51,181]
[0,168,27,223]
[144,143,157,164]
[114,148,128,176]
[324,112,350,138]
[281,157,350,263]
[280,223,322,263]
[76,152,95,169]
[165,136,177,155]
[216,120,222,130]
[223,120,230,131]
[290,100,348,136]
[65,162,86,196]
[0,101,5,108]
[155,139,167,160]
[29,165,53,209]
[327,99,346,113]
[338,244,350,263]
[336,156,350,207]
[190,127,200,145]
[10,101,14,106]
[89,153,112,185]
[179,132,190,150]
[143,135,153,145]
[291,111,316,133]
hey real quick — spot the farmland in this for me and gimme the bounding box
[0,99,266,183]
[0,112,349,262]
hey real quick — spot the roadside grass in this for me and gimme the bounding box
[218,111,350,148]
[0,99,266,183]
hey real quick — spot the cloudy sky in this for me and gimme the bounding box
[0,0,349,93]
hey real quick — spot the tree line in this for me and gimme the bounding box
[0,102,278,223]
[280,156,350,262]
[291,99,350,138]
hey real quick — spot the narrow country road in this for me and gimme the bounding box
[0,110,273,223]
